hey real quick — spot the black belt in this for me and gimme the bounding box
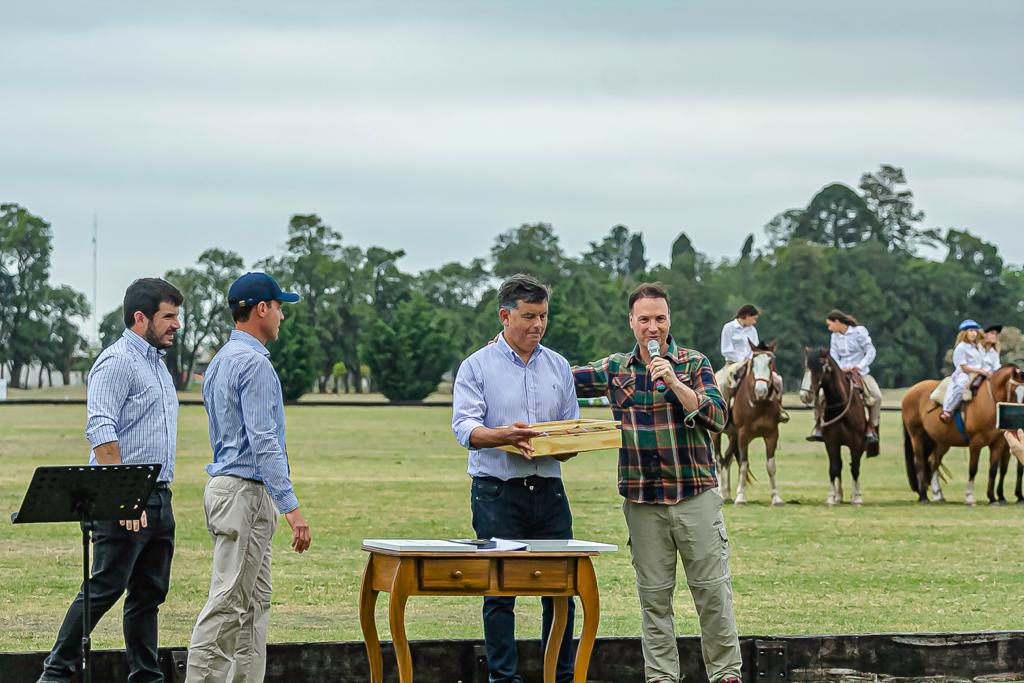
[477,474,554,488]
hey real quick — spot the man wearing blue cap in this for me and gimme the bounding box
[185,272,312,683]
[940,319,987,423]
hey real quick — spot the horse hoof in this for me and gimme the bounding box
[852,497,863,506]
[734,497,747,506]
[771,498,785,507]
[965,498,976,507]
[1017,499,1024,505]
[989,500,1006,506]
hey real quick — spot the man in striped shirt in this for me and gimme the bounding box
[452,273,580,683]
[37,278,182,683]
[186,272,311,683]
[573,283,742,683]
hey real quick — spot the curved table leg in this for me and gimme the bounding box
[544,596,569,683]
[359,555,384,683]
[573,557,600,683]
[388,560,415,682]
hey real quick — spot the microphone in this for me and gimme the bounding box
[646,339,666,392]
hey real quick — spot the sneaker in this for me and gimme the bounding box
[778,409,791,424]
[720,677,743,683]
[805,429,824,442]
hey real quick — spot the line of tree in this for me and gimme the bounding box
[4,164,1022,399]
[0,204,91,388]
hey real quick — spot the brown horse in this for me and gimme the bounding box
[803,347,868,505]
[902,364,1024,505]
[715,341,785,506]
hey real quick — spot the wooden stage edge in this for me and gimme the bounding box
[2,631,1023,683]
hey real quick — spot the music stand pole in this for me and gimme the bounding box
[76,504,94,683]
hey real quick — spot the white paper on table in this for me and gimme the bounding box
[476,538,529,552]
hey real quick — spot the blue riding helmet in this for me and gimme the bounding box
[958,319,981,331]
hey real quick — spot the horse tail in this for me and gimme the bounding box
[743,464,757,486]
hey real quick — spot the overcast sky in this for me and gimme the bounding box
[2,1,1022,339]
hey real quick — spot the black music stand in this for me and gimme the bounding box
[10,464,162,683]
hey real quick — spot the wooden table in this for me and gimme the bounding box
[359,546,602,683]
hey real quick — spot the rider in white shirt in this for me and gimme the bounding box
[940,320,988,422]
[716,304,760,397]
[807,309,883,446]
[982,324,1002,373]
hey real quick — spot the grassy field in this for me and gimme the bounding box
[0,403,1022,653]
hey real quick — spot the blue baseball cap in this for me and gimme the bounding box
[958,319,981,331]
[228,272,301,310]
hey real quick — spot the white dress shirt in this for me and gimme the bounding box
[983,347,1001,372]
[829,325,876,376]
[720,318,759,364]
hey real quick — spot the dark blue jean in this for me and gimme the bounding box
[39,487,175,683]
[471,475,576,683]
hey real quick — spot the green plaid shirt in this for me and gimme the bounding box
[573,336,727,504]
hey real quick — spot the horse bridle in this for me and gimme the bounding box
[744,351,778,407]
[994,365,1024,404]
[810,354,857,427]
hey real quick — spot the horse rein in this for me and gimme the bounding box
[816,360,856,428]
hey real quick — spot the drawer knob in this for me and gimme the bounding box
[452,570,463,579]
[533,570,542,578]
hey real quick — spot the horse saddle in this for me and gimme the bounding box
[845,372,872,406]
[928,374,983,405]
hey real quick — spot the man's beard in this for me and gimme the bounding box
[143,322,173,349]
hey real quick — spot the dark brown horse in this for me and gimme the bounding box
[715,341,785,506]
[902,364,1024,505]
[803,347,868,505]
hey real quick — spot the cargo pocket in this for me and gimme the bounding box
[715,519,731,576]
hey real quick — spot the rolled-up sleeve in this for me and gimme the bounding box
[674,355,728,432]
[85,355,133,448]
[452,358,485,448]
[239,357,298,514]
[572,357,611,398]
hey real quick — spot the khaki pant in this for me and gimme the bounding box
[186,476,279,683]
[623,489,742,683]
[812,373,882,427]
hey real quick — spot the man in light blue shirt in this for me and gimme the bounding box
[38,278,182,683]
[186,272,311,683]
[452,273,580,683]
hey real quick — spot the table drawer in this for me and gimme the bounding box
[501,559,569,591]
[419,559,491,591]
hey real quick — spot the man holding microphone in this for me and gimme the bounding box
[573,283,742,683]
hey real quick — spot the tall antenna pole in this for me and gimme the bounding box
[92,214,98,344]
